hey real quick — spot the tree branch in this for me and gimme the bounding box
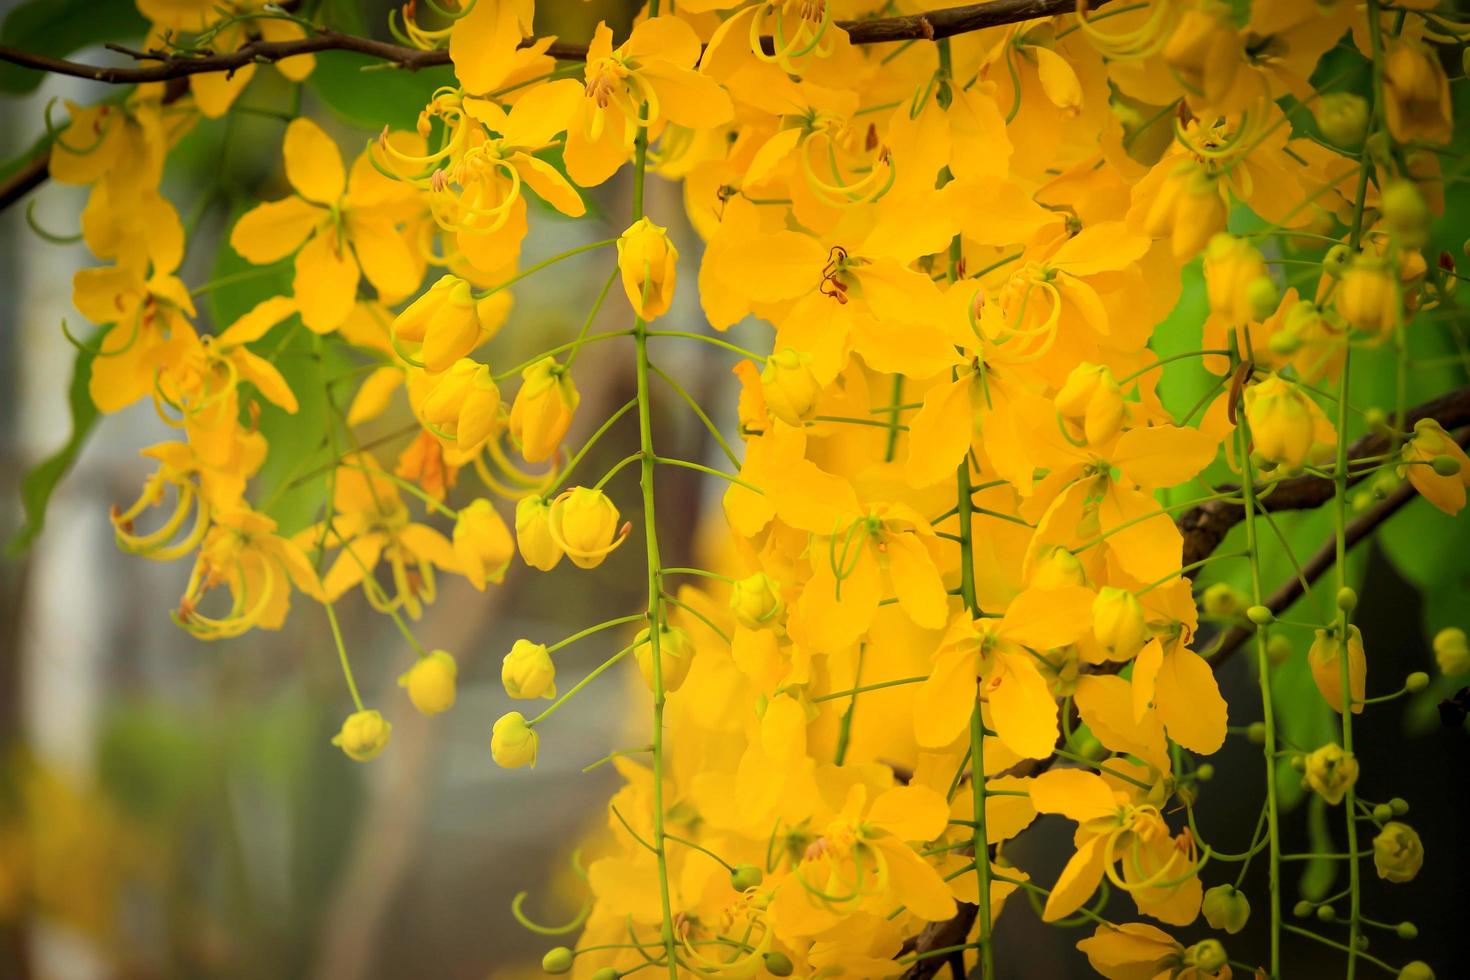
[0,0,1105,87]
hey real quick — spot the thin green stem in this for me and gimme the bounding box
[643,330,766,362]
[476,238,617,299]
[546,614,645,654]
[528,644,634,726]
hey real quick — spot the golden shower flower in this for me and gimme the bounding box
[453,499,514,590]
[514,495,564,571]
[398,651,458,716]
[617,217,678,319]
[1373,822,1424,883]
[633,624,693,693]
[491,711,538,769]
[548,487,628,570]
[502,640,557,700]
[760,349,821,427]
[1303,742,1359,805]
[332,709,392,762]
[508,358,579,463]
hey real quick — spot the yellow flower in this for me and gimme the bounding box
[332,709,392,762]
[548,487,628,569]
[398,651,458,716]
[491,711,538,769]
[1142,160,1228,260]
[1303,742,1359,805]
[634,625,693,693]
[1432,627,1469,675]
[503,640,556,699]
[730,572,784,630]
[1203,234,1276,327]
[1336,257,1401,334]
[1092,587,1151,661]
[1383,40,1453,145]
[1400,418,1470,515]
[760,349,821,426]
[393,275,487,373]
[617,217,678,319]
[1312,92,1369,148]
[230,118,422,332]
[1162,5,1244,112]
[508,358,579,463]
[1308,624,1366,716]
[452,499,513,590]
[1055,363,1126,447]
[515,495,564,571]
[1372,821,1424,883]
[1244,374,1333,472]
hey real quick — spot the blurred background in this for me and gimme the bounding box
[0,1,1466,978]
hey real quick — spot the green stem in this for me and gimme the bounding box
[652,456,763,494]
[643,330,766,361]
[545,399,638,496]
[476,238,617,299]
[528,644,634,726]
[546,614,645,654]
[324,602,364,712]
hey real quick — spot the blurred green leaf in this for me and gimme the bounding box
[307,50,453,132]
[0,0,147,93]
[1297,793,1338,901]
[7,341,99,555]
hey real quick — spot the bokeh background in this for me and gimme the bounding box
[0,2,1466,978]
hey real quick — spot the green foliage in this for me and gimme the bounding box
[7,341,99,555]
[307,50,454,132]
[0,0,147,93]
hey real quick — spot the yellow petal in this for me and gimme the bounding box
[914,646,976,749]
[348,216,420,303]
[1112,424,1219,488]
[1000,585,1095,650]
[232,348,298,413]
[230,196,322,264]
[293,229,360,333]
[283,117,345,206]
[988,650,1059,759]
[1131,637,1164,723]
[347,367,404,426]
[885,533,949,630]
[867,785,949,842]
[1029,768,1117,823]
[450,0,524,95]
[905,376,973,489]
[1042,834,1107,921]
[875,838,957,922]
[512,153,587,217]
[1153,647,1228,754]
[217,295,297,346]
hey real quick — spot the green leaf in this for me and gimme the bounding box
[7,342,99,555]
[306,50,453,132]
[0,0,148,93]
[1297,792,1338,901]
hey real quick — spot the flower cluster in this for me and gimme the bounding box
[23,0,1470,976]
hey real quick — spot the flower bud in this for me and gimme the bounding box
[1432,626,1469,674]
[509,358,578,463]
[589,970,619,980]
[491,710,539,769]
[764,953,794,977]
[503,639,557,700]
[1401,419,1470,515]
[1144,160,1227,259]
[1202,582,1246,617]
[617,217,679,319]
[1030,546,1088,590]
[549,487,628,569]
[1245,374,1326,472]
[1302,742,1359,805]
[1399,962,1435,980]
[1055,363,1125,446]
[1313,92,1370,147]
[1336,586,1358,611]
[1183,938,1228,972]
[1316,904,1336,922]
[1405,671,1429,693]
[1309,625,1366,715]
[541,946,574,974]
[1266,633,1293,666]
[730,572,784,630]
[1381,179,1431,247]
[730,864,763,891]
[454,498,514,589]
[1092,587,1150,660]
[1162,7,1240,110]
[635,624,693,693]
[1246,604,1274,626]
[1323,243,1353,278]
[1372,821,1424,883]
[1396,922,1419,940]
[1246,276,1279,321]
[760,348,821,426]
[1336,258,1401,334]
[332,709,392,762]
[1292,900,1313,918]
[516,495,564,571]
[398,650,458,715]
[1246,721,1267,744]
[395,276,485,374]
[1389,797,1410,816]
[1201,884,1251,934]
[420,358,481,426]
[1204,234,1272,326]
[456,365,503,453]
[1373,803,1394,822]
[1195,763,1214,781]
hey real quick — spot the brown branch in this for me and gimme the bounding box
[0,0,1105,87]
[1206,424,1470,668]
[0,150,48,212]
[1178,384,1470,567]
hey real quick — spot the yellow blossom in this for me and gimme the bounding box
[332,709,392,762]
[617,218,678,319]
[502,640,556,699]
[509,358,579,463]
[398,651,458,716]
[491,711,538,769]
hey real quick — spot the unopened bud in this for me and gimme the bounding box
[1323,243,1353,278]
[1247,604,1275,626]
[1247,276,1280,320]
[764,953,795,977]
[1433,626,1470,674]
[1202,582,1247,617]
[1184,939,1228,972]
[589,970,618,980]
[1405,671,1429,693]
[1202,884,1251,934]
[1398,961,1435,980]
[1336,586,1358,611]
[1293,900,1314,918]
[541,947,574,974]
[1389,797,1410,816]
[1317,904,1336,922]
[1373,804,1394,822]
[1267,634,1293,666]
[730,864,763,891]
[1247,721,1267,744]
[1431,454,1462,477]
[1196,763,1215,781]
[1396,922,1419,940]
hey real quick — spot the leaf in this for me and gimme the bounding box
[306,50,454,132]
[0,0,147,93]
[7,343,99,555]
